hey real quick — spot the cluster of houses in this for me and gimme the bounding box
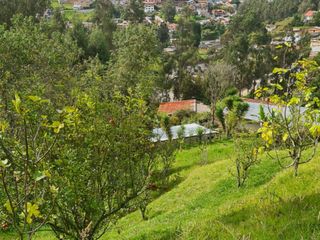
[268,9,320,59]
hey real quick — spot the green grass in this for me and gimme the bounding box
[271,17,293,38]
[103,140,320,240]
[3,139,320,239]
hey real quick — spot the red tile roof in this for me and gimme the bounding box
[158,100,196,114]
[305,10,314,17]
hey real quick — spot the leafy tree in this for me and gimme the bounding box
[313,11,320,26]
[87,27,110,62]
[172,7,201,99]
[122,0,145,23]
[49,92,160,240]
[0,0,50,25]
[158,22,170,46]
[161,0,176,23]
[0,16,80,109]
[256,59,320,176]
[215,90,249,137]
[108,24,163,101]
[233,136,261,187]
[204,61,237,125]
[0,94,62,240]
[223,11,272,91]
[94,0,116,61]
[49,8,66,33]
[201,22,225,41]
[69,19,89,59]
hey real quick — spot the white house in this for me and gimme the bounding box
[144,5,155,13]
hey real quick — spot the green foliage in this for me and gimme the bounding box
[161,0,176,23]
[0,94,61,239]
[233,136,261,187]
[0,0,50,25]
[122,0,145,23]
[256,59,320,176]
[0,16,80,108]
[223,11,272,90]
[49,92,161,239]
[108,24,163,101]
[201,22,225,41]
[215,91,249,137]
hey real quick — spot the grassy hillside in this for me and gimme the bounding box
[2,139,320,239]
[104,140,320,240]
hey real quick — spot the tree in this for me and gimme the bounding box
[0,16,80,109]
[223,11,272,92]
[87,27,110,62]
[94,0,116,61]
[313,11,320,26]
[172,7,201,99]
[233,136,261,187]
[204,61,237,125]
[256,59,320,176]
[122,0,145,23]
[49,8,66,33]
[161,0,176,23]
[0,0,50,25]
[0,94,62,240]
[158,22,170,46]
[108,24,163,101]
[49,92,161,240]
[215,89,249,137]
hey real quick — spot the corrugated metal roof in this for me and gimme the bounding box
[151,123,217,142]
[243,100,306,122]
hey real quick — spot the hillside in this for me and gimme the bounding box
[2,139,320,239]
[102,140,320,240]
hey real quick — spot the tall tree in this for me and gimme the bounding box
[161,0,176,23]
[122,0,145,23]
[223,11,271,92]
[0,16,80,109]
[172,7,201,99]
[0,0,50,25]
[204,61,237,125]
[49,92,160,240]
[108,24,163,101]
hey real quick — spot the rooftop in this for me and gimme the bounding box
[151,123,217,142]
[158,100,196,115]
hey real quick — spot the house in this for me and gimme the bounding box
[212,9,225,17]
[151,123,217,142]
[304,10,316,22]
[159,100,210,115]
[242,98,306,122]
[144,5,155,13]
[310,39,320,58]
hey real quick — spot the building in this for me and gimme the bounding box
[158,100,210,115]
[144,5,155,13]
[304,10,316,22]
[310,39,320,58]
[242,98,306,122]
[151,123,217,142]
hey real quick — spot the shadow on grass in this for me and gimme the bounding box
[217,193,320,240]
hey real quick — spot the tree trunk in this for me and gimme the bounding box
[294,159,299,176]
[211,102,216,127]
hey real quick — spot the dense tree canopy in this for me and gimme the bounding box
[0,0,50,25]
